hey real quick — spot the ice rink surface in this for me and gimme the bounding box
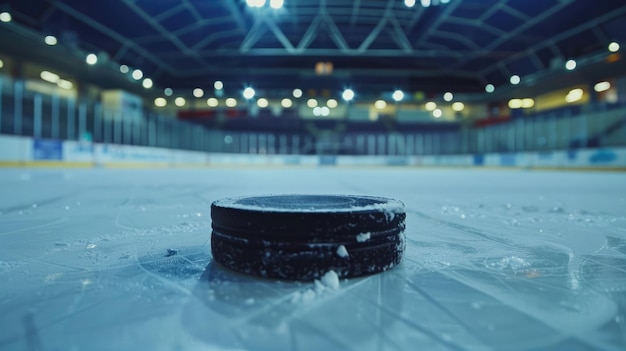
[0,167,625,351]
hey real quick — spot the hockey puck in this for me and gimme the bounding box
[210,194,406,280]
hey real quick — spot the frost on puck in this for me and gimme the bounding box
[210,194,406,280]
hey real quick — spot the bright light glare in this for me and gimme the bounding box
[392,90,404,102]
[132,69,143,80]
[270,0,284,9]
[320,106,330,116]
[452,102,464,111]
[510,75,521,85]
[307,98,318,108]
[443,92,453,102]
[44,35,57,46]
[508,99,522,109]
[521,98,535,108]
[257,98,269,108]
[421,0,431,7]
[142,78,153,89]
[326,99,338,108]
[485,84,495,93]
[374,100,387,109]
[565,59,577,70]
[594,81,611,92]
[281,98,293,108]
[246,0,266,8]
[154,98,167,107]
[0,59,4,69]
[433,109,442,118]
[86,53,98,65]
[425,101,437,111]
[175,97,186,107]
[57,79,73,90]
[293,88,303,98]
[164,88,173,96]
[404,0,416,7]
[225,98,237,107]
[120,65,129,74]
[0,12,12,23]
[40,71,60,83]
[207,98,219,107]
[565,88,584,103]
[313,107,322,116]
[214,81,223,90]
[608,42,620,52]
[193,88,204,98]
[342,88,355,101]
[243,87,255,99]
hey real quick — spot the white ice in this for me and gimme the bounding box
[0,167,625,351]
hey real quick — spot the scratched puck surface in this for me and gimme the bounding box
[210,194,406,281]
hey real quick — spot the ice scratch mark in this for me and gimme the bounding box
[0,217,69,237]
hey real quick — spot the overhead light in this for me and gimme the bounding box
[193,88,204,98]
[425,101,437,111]
[421,0,431,7]
[0,59,3,69]
[86,53,98,65]
[164,88,173,96]
[326,99,338,108]
[132,69,143,80]
[154,98,167,107]
[225,98,237,107]
[452,102,465,111]
[565,59,577,70]
[342,88,355,102]
[243,87,255,99]
[307,98,318,108]
[594,81,611,92]
[0,12,12,23]
[392,90,404,102]
[508,99,523,109]
[510,75,521,85]
[608,42,620,53]
[485,84,495,93]
[119,65,129,74]
[207,98,219,107]
[246,0,266,8]
[443,92,453,102]
[175,97,186,107]
[44,35,57,46]
[521,98,535,108]
[214,81,223,90]
[257,98,269,108]
[293,88,303,98]
[313,107,322,116]
[404,0,416,7]
[269,0,284,9]
[281,98,293,108]
[374,100,387,109]
[142,78,153,89]
[433,108,442,118]
[40,71,60,83]
[565,88,584,103]
[57,79,73,90]
[320,106,330,117]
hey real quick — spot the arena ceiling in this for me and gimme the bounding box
[1,0,626,100]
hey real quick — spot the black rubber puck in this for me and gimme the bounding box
[210,194,406,280]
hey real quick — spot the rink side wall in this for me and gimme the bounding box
[1,135,626,170]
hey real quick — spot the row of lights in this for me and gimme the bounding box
[245,0,284,9]
[404,0,450,8]
[484,41,620,93]
[508,80,613,109]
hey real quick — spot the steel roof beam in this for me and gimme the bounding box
[51,1,177,74]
